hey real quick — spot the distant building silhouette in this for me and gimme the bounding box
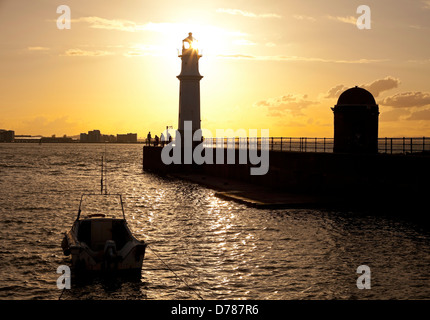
[80,130,103,143]
[0,129,15,142]
[88,130,101,143]
[117,133,137,143]
[79,133,88,142]
[80,130,136,143]
[102,134,116,143]
[332,86,379,153]
[41,136,73,143]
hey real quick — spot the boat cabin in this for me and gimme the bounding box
[77,218,133,252]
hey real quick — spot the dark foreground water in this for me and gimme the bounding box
[0,143,429,300]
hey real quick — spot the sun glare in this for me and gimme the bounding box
[135,22,247,95]
[190,39,198,50]
[155,23,241,58]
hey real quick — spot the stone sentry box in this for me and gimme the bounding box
[332,86,379,154]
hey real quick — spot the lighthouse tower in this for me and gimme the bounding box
[177,32,203,138]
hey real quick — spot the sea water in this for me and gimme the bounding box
[0,143,429,300]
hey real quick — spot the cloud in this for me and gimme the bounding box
[408,58,430,64]
[216,8,281,19]
[77,17,197,34]
[217,54,384,64]
[217,54,256,59]
[381,106,430,122]
[406,108,430,120]
[63,48,114,57]
[233,39,257,46]
[379,108,411,122]
[27,46,50,51]
[381,91,430,108]
[123,44,161,57]
[325,84,349,99]
[324,76,400,99]
[74,17,247,40]
[327,15,356,25]
[293,15,316,22]
[255,94,317,117]
[361,76,401,97]
[76,16,148,32]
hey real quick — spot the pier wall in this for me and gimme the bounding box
[143,146,429,198]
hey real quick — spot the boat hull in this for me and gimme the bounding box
[69,241,146,273]
[62,218,147,275]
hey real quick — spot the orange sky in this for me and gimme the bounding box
[1,0,430,138]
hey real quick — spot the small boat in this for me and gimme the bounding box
[61,154,146,275]
[61,193,147,275]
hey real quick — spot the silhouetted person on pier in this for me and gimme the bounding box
[160,133,165,146]
[154,135,159,146]
[146,132,151,146]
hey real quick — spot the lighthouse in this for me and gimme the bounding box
[177,32,203,139]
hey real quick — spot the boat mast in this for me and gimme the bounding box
[101,149,108,195]
[101,155,104,195]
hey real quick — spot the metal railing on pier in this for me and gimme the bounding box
[202,137,334,153]
[200,137,430,155]
[378,137,429,154]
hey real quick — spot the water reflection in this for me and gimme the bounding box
[61,275,148,300]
